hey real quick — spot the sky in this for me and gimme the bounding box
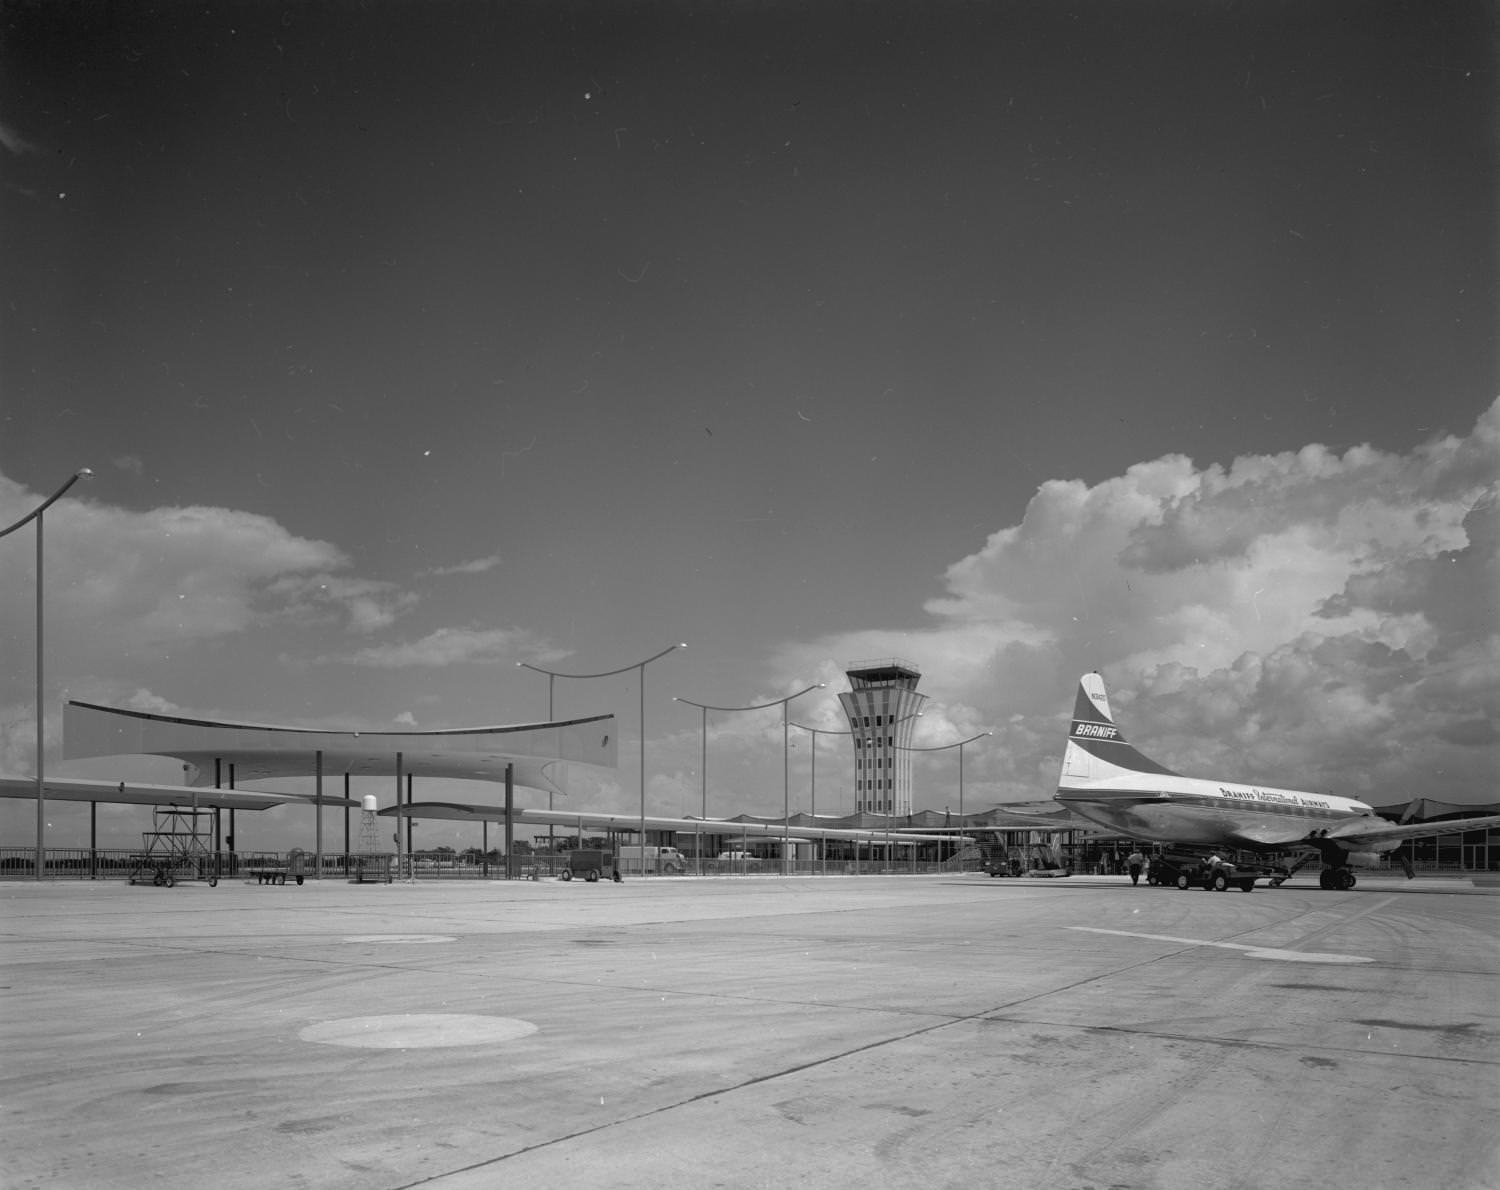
[2,1,1497,852]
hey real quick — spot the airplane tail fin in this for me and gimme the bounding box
[1059,673,1179,787]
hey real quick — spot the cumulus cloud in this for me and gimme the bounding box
[264,573,419,633]
[768,398,1500,808]
[0,479,440,652]
[0,483,350,648]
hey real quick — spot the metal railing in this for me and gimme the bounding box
[3,846,1492,881]
[0,848,364,881]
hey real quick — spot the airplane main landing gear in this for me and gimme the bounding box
[1319,868,1357,890]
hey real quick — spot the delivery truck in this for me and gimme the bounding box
[616,845,686,874]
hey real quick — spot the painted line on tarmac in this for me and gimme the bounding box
[301,1014,538,1049]
[342,934,456,944]
[1066,926,1373,964]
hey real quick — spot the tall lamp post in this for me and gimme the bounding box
[902,730,991,861]
[675,683,823,875]
[0,469,93,880]
[519,643,685,865]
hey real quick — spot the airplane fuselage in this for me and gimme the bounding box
[1056,773,1392,853]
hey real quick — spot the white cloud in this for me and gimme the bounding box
[264,572,419,633]
[0,484,353,652]
[418,554,502,577]
[0,480,439,654]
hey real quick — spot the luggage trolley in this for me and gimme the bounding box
[128,804,220,888]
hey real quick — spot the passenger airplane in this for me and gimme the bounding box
[1056,672,1500,889]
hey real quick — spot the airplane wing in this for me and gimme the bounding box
[1317,813,1500,849]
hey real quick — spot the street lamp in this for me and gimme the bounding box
[518,643,685,865]
[901,731,992,856]
[789,711,922,820]
[675,683,823,875]
[0,468,93,879]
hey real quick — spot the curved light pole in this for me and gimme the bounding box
[0,469,93,880]
[902,731,992,859]
[671,697,716,873]
[675,683,823,875]
[790,711,922,820]
[519,643,685,865]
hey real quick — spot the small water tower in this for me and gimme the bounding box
[357,795,381,853]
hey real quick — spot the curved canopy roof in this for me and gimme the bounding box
[0,774,336,812]
[63,701,617,795]
[387,801,967,845]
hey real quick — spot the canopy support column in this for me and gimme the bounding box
[504,762,515,879]
[314,749,323,880]
[216,759,236,860]
[394,752,404,878]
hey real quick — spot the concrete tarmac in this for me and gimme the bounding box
[3,874,1497,1190]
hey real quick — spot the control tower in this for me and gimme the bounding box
[837,659,928,816]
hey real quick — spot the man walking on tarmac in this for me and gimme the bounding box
[1126,847,1146,886]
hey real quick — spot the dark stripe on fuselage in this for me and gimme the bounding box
[1057,788,1355,823]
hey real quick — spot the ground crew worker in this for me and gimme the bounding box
[1126,847,1146,885]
